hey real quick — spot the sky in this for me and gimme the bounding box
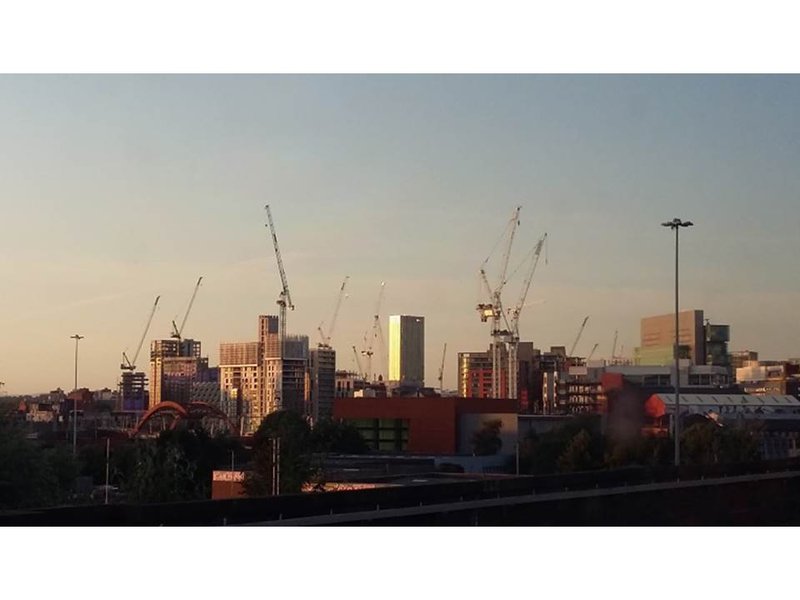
[1,74,800,394]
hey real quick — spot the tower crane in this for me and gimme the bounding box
[122,295,161,371]
[318,276,349,348]
[569,315,590,357]
[437,343,447,393]
[611,330,618,362]
[476,206,521,398]
[506,232,547,400]
[362,282,386,382]
[264,205,294,356]
[171,277,203,342]
[264,205,294,411]
[587,343,599,361]
[352,346,365,380]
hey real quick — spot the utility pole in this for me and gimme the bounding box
[270,437,281,495]
[70,334,84,456]
[230,449,235,498]
[104,437,110,505]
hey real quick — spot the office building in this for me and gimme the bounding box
[120,371,148,412]
[310,346,336,423]
[730,350,759,370]
[149,338,208,409]
[220,315,310,432]
[736,361,800,397]
[388,315,424,388]
[334,396,518,455]
[457,343,564,414]
[219,341,261,424]
[458,349,502,399]
[636,310,705,366]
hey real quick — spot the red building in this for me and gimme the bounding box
[333,396,518,455]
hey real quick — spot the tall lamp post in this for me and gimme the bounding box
[661,218,693,468]
[70,334,84,456]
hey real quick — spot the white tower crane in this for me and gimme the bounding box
[438,343,447,393]
[506,233,547,400]
[476,207,521,398]
[362,282,386,382]
[264,205,294,409]
[122,295,161,371]
[171,277,203,343]
[611,330,618,362]
[352,346,364,380]
[569,315,590,358]
[318,276,349,348]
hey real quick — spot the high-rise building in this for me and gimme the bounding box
[120,371,148,412]
[277,334,310,415]
[636,310,705,366]
[388,315,424,388]
[219,341,261,425]
[220,316,310,432]
[705,323,730,367]
[149,338,207,409]
[310,346,336,423]
[458,342,557,413]
[458,348,506,398]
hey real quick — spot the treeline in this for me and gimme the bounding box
[0,413,368,510]
[516,417,762,475]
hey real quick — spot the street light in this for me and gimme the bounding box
[661,218,693,468]
[70,333,84,456]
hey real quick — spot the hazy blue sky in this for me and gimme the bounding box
[1,75,799,394]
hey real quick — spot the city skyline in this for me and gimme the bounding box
[2,75,800,393]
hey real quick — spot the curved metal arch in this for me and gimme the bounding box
[184,401,237,433]
[133,401,237,436]
[133,401,188,435]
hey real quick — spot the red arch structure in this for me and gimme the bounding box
[133,401,237,436]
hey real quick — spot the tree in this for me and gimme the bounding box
[311,419,369,454]
[605,435,672,469]
[517,416,606,474]
[681,420,761,466]
[0,420,78,509]
[557,430,596,472]
[245,410,313,496]
[126,441,200,504]
[471,419,503,456]
[156,427,243,498]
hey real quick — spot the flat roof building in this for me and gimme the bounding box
[389,315,424,388]
[637,309,705,366]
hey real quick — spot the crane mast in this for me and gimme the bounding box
[265,205,294,410]
[438,343,447,393]
[171,277,203,343]
[265,205,294,353]
[611,330,618,363]
[319,276,349,347]
[569,315,590,357]
[476,207,521,399]
[122,295,161,371]
[507,233,547,400]
[352,346,364,380]
[362,282,386,382]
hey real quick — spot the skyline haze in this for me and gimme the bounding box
[1,75,799,394]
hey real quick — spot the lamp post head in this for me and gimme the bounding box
[662,218,694,229]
